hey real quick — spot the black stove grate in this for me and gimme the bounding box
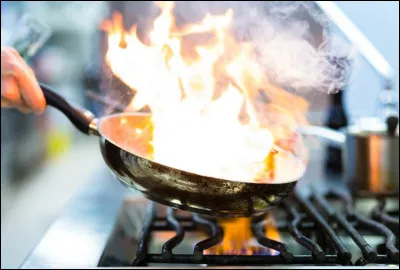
[130,189,399,267]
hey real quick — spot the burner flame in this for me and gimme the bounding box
[205,217,281,255]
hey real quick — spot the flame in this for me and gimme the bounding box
[205,216,281,255]
[264,217,281,256]
[101,2,308,183]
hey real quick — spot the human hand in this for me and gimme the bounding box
[1,46,46,114]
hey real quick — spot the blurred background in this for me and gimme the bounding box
[1,1,399,268]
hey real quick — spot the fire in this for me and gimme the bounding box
[101,2,308,183]
[205,216,281,255]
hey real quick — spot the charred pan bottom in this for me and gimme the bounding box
[99,138,297,217]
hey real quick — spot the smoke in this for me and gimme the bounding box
[171,1,355,94]
[100,0,356,118]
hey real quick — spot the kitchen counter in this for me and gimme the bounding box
[20,168,133,269]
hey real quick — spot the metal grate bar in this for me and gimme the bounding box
[334,190,399,262]
[152,223,196,231]
[353,212,399,262]
[251,216,294,262]
[313,192,377,261]
[283,200,325,261]
[144,254,343,265]
[121,189,398,267]
[161,208,186,260]
[154,216,193,222]
[132,202,156,266]
[277,220,322,232]
[295,192,352,264]
[372,199,399,228]
[192,214,223,260]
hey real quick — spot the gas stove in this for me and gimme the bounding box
[98,189,399,268]
[20,141,399,269]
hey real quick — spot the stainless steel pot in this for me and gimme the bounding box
[299,117,399,194]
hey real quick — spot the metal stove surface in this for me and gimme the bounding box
[97,190,399,268]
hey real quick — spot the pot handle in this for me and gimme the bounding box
[297,126,346,147]
[40,83,98,136]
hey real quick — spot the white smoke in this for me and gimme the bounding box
[172,1,356,94]
[100,0,357,118]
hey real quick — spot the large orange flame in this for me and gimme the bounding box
[205,216,281,255]
[101,1,308,183]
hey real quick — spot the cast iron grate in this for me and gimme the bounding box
[101,188,399,267]
[130,188,399,267]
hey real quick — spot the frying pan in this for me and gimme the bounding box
[40,83,300,218]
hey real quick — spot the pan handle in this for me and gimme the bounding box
[40,83,99,136]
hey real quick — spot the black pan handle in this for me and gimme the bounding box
[39,82,98,135]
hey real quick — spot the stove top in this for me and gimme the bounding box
[18,137,399,269]
[98,188,399,268]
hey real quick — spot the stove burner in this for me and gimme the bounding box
[98,189,399,267]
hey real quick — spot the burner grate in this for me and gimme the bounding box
[128,189,399,267]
